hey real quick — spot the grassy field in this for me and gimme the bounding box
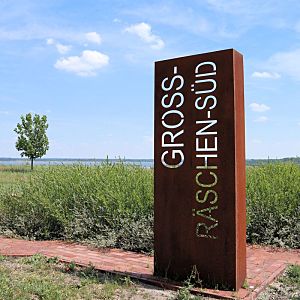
[0,162,299,251]
[0,254,298,300]
[0,254,177,300]
[0,165,31,191]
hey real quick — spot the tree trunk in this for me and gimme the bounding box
[30,157,34,171]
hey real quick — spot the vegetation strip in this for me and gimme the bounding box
[0,162,299,251]
[0,254,176,300]
[0,254,298,299]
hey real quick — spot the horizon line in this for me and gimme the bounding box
[0,156,299,161]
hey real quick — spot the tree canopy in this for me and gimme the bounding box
[14,113,49,170]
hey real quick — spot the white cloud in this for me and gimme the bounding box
[54,50,109,76]
[55,43,71,54]
[252,71,280,79]
[123,5,210,36]
[85,32,101,44]
[46,38,71,54]
[249,102,270,113]
[0,111,9,115]
[46,38,55,45]
[125,22,164,50]
[254,116,269,123]
[268,48,300,81]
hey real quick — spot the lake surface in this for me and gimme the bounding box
[1,158,298,168]
[0,158,154,168]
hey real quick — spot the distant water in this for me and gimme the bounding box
[0,158,154,168]
[1,157,298,168]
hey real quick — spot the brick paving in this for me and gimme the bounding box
[0,237,299,299]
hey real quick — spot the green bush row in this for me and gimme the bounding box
[0,163,154,252]
[246,163,300,248]
[0,162,299,251]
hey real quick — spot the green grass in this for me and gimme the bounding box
[258,264,300,300]
[0,254,210,300]
[0,254,149,300]
[0,165,31,191]
[282,265,300,286]
[0,161,299,251]
[0,254,298,300]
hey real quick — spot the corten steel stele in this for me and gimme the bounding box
[154,49,246,291]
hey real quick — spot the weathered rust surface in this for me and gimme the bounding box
[154,49,246,290]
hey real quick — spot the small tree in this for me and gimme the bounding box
[14,113,49,170]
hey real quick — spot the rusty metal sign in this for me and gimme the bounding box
[154,49,246,290]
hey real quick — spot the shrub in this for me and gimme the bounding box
[0,161,299,251]
[246,163,300,248]
[0,163,154,252]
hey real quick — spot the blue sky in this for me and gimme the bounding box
[0,0,300,159]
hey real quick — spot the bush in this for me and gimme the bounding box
[0,163,153,252]
[0,161,299,251]
[246,163,300,248]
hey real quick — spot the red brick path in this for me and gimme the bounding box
[0,237,299,299]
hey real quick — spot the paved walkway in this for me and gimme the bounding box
[0,237,299,299]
